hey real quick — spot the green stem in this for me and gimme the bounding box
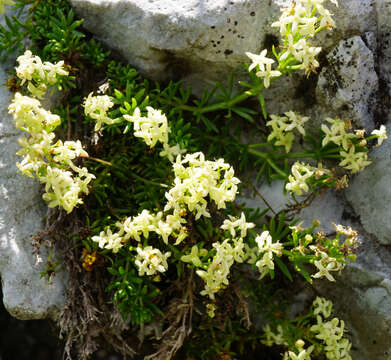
[88,157,168,188]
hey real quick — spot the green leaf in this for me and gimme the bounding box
[274,257,293,282]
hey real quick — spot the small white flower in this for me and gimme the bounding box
[339,147,371,173]
[181,245,207,267]
[84,92,115,131]
[159,143,186,162]
[371,125,387,146]
[246,49,275,72]
[285,162,314,196]
[256,63,282,88]
[221,212,255,239]
[135,246,171,276]
[313,296,333,318]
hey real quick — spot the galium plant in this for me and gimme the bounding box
[4,0,388,359]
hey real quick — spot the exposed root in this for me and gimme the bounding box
[145,270,194,360]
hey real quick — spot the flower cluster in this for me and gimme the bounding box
[92,208,188,253]
[263,297,351,360]
[15,50,68,98]
[272,0,338,75]
[9,88,94,213]
[246,49,281,88]
[284,339,314,360]
[123,106,186,162]
[196,237,246,299]
[285,162,318,195]
[134,246,171,277]
[262,324,288,347]
[310,298,352,360]
[266,112,309,152]
[321,117,377,173]
[248,231,284,279]
[84,92,116,131]
[164,152,240,219]
[246,0,338,86]
[124,106,169,147]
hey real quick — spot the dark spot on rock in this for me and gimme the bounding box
[262,33,279,50]
[294,74,318,106]
[227,18,231,23]
[233,30,237,34]
[250,11,255,16]
[224,49,233,55]
[211,25,215,29]
[234,21,238,26]
[213,44,217,48]
[228,28,232,32]
[217,41,220,44]
[220,35,224,39]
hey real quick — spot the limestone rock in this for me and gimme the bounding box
[316,36,378,131]
[243,180,344,234]
[345,123,391,245]
[0,63,67,320]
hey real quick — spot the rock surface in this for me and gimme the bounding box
[0,50,67,319]
[345,123,391,244]
[316,36,378,131]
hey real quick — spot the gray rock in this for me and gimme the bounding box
[242,179,344,234]
[316,36,378,132]
[0,64,67,319]
[345,123,391,245]
[67,0,380,109]
[376,0,391,97]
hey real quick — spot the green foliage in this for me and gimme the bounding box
[106,252,162,325]
[3,0,364,358]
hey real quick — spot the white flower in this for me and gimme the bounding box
[92,229,123,253]
[284,111,310,136]
[159,142,186,162]
[52,140,88,166]
[246,49,275,72]
[285,162,314,196]
[253,231,283,278]
[84,92,115,131]
[256,63,282,88]
[135,246,171,276]
[321,117,355,150]
[312,259,337,281]
[9,93,61,132]
[181,245,207,267]
[371,125,387,146]
[313,296,333,318]
[40,167,83,213]
[124,106,169,147]
[221,212,255,238]
[164,152,240,219]
[339,147,371,173]
[266,114,295,152]
[15,50,68,98]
